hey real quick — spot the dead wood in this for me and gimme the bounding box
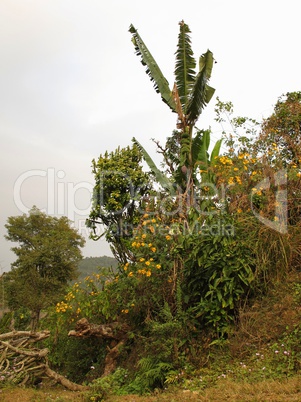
[0,329,87,391]
[68,318,130,376]
[0,330,50,341]
[44,366,89,391]
[68,317,129,340]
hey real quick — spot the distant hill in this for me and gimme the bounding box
[76,256,118,282]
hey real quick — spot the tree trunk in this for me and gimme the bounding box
[68,318,129,376]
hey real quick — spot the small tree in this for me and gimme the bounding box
[4,206,85,331]
[87,145,151,264]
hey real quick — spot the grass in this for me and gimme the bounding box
[106,377,301,401]
[0,386,83,401]
[1,377,301,402]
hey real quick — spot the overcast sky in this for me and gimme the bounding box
[0,0,299,272]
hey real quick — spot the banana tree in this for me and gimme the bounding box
[129,21,220,206]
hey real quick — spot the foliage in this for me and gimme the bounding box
[83,368,130,400]
[87,145,151,264]
[42,282,109,383]
[255,91,301,166]
[4,206,85,330]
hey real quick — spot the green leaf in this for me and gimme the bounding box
[192,129,211,170]
[129,24,176,112]
[174,20,196,113]
[186,50,215,125]
[132,138,175,194]
[210,139,223,166]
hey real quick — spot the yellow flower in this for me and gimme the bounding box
[132,241,137,247]
[251,171,257,176]
[148,243,153,247]
[141,242,145,247]
[152,218,156,223]
[128,271,134,277]
[237,208,242,214]
[256,190,262,196]
[166,235,171,241]
[228,177,235,185]
[146,270,151,277]
[274,216,279,221]
[145,261,151,266]
[156,264,161,269]
[297,172,301,178]
[235,176,242,184]
[233,167,239,171]
[139,258,145,262]
[151,247,156,253]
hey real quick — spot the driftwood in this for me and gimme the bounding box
[68,318,129,376]
[0,330,87,391]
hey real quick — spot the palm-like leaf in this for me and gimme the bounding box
[210,139,223,166]
[186,50,215,125]
[174,21,196,113]
[191,129,211,168]
[129,24,176,112]
[132,138,175,194]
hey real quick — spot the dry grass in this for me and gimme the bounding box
[105,377,301,401]
[0,386,83,402]
[2,377,301,402]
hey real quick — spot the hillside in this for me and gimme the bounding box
[76,256,118,282]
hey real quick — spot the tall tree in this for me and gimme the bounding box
[129,21,222,205]
[4,206,85,330]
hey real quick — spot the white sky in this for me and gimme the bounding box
[0,0,300,271]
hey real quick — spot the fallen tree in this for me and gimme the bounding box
[0,330,87,391]
[68,318,129,376]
